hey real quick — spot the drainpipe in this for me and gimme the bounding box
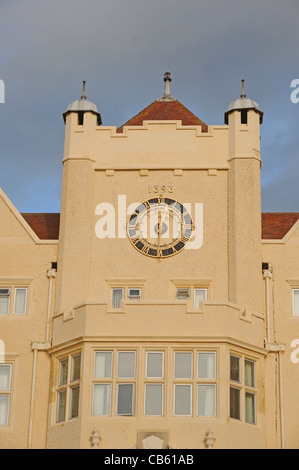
[27,348,37,449]
[46,269,57,343]
[263,267,273,343]
[278,351,285,449]
[27,266,56,448]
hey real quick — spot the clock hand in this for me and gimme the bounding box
[157,210,162,256]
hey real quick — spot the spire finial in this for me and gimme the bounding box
[81,80,86,100]
[163,68,172,98]
[240,79,246,99]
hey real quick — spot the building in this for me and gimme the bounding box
[1,73,299,449]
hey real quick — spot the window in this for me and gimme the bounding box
[111,288,124,309]
[0,289,10,315]
[194,289,207,309]
[173,351,217,417]
[13,288,27,314]
[229,355,256,424]
[174,352,192,378]
[92,350,136,417]
[197,352,216,417]
[111,287,142,308]
[144,352,164,416]
[128,288,141,300]
[293,289,299,316]
[176,288,190,300]
[0,365,12,426]
[174,384,191,415]
[0,287,28,315]
[175,286,207,309]
[56,354,81,423]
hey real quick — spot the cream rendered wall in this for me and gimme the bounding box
[262,224,299,449]
[47,108,269,449]
[0,190,57,449]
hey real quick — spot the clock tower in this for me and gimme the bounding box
[49,73,266,449]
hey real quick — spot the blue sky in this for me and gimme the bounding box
[0,0,298,213]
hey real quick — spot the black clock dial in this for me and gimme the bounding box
[127,197,193,258]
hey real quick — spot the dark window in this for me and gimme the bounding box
[240,109,248,124]
[78,111,84,125]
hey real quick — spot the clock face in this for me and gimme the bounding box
[127,197,193,258]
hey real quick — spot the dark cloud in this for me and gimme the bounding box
[0,0,298,212]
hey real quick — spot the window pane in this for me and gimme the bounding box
[197,385,216,416]
[71,355,81,382]
[245,360,255,388]
[112,288,124,308]
[93,384,111,415]
[117,384,134,415]
[0,290,10,315]
[293,290,299,316]
[0,365,11,390]
[145,384,163,416]
[176,288,190,300]
[230,356,240,382]
[58,359,68,386]
[194,289,206,309]
[174,352,192,378]
[0,395,9,426]
[56,390,66,422]
[69,386,79,419]
[198,353,215,379]
[14,288,27,314]
[118,352,135,378]
[230,387,241,420]
[245,392,256,424]
[174,385,191,415]
[94,352,112,378]
[146,352,163,378]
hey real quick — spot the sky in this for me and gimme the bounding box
[0,0,298,214]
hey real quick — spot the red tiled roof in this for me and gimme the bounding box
[21,213,60,240]
[20,212,299,241]
[262,213,299,239]
[117,99,208,133]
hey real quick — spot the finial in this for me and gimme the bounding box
[81,80,86,100]
[163,69,172,98]
[240,79,246,99]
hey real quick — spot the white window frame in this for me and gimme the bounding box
[0,363,12,426]
[197,351,216,379]
[128,288,142,300]
[193,288,207,309]
[176,288,190,300]
[117,351,136,379]
[197,383,216,417]
[0,288,11,315]
[94,351,113,379]
[144,383,164,417]
[116,383,135,416]
[173,384,192,416]
[92,383,112,416]
[293,289,299,316]
[111,288,124,309]
[13,287,28,315]
[174,351,193,379]
[145,351,164,379]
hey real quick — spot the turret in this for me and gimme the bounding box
[226,80,264,313]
